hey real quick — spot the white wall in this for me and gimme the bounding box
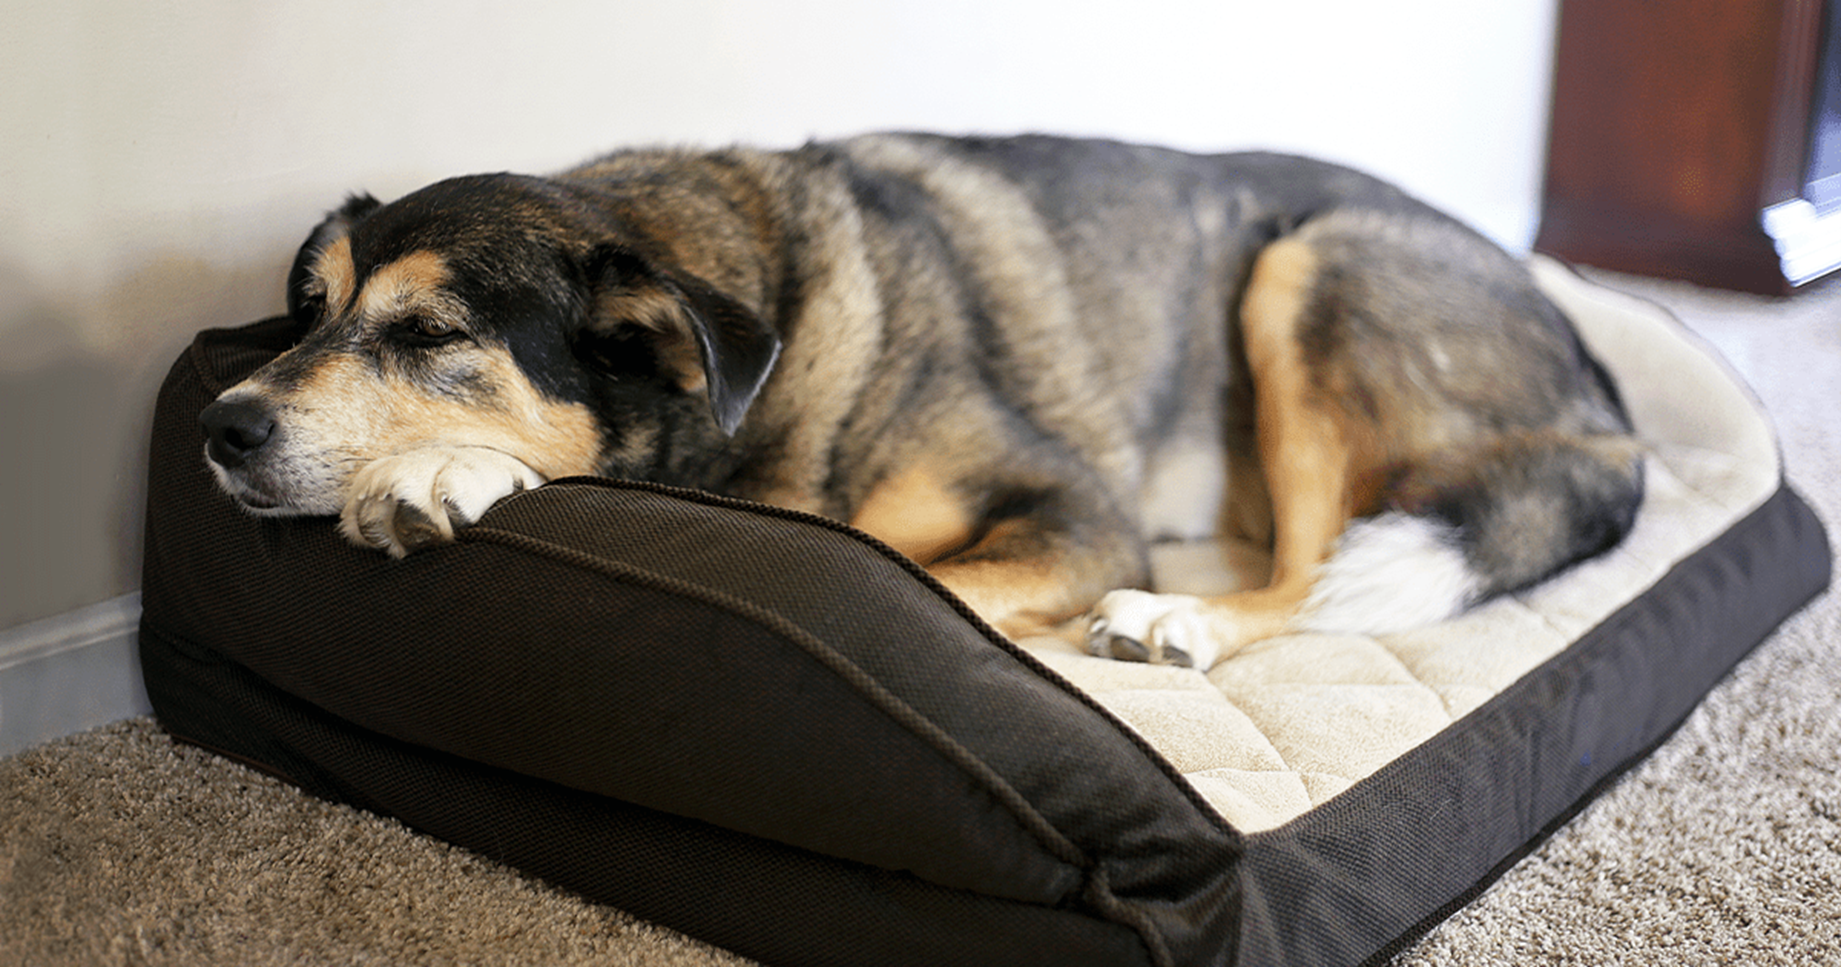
[0,0,1560,628]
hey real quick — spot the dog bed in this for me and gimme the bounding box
[137,258,1830,967]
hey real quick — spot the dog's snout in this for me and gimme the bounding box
[201,398,277,468]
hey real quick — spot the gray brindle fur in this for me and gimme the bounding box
[201,134,1644,668]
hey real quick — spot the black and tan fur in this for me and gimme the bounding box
[201,134,1644,668]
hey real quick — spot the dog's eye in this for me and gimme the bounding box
[399,315,465,346]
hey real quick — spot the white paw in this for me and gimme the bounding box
[1085,590,1223,669]
[340,447,546,556]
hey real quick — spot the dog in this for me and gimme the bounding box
[199,133,1644,669]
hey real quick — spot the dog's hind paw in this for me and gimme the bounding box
[340,446,545,556]
[1085,590,1224,669]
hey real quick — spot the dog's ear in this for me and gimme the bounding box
[576,246,781,435]
[286,193,381,327]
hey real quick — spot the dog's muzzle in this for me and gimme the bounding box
[197,395,342,516]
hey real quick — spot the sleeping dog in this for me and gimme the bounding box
[200,133,1644,669]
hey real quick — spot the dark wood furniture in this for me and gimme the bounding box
[1536,0,1841,294]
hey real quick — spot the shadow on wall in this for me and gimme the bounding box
[0,253,289,629]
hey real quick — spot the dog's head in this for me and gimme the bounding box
[200,173,782,516]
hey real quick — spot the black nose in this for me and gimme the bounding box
[200,398,277,468]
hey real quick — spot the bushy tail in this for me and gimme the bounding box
[1300,432,1646,635]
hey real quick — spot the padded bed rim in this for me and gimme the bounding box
[139,478,1830,967]
[137,318,1213,967]
[136,624,1159,967]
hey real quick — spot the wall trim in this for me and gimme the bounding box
[0,592,149,757]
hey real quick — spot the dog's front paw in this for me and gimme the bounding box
[1086,590,1222,669]
[340,447,546,556]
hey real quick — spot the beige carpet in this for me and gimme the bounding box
[3,267,1836,966]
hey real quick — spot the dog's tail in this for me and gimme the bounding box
[1299,431,1646,635]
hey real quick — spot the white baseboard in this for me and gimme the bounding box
[0,593,149,757]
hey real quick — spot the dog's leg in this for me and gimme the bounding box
[851,467,1152,643]
[928,518,1144,643]
[851,462,1149,642]
[1089,236,1358,668]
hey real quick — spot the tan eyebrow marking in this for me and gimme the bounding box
[356,250,467,330]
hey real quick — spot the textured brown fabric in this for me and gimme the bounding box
[59,273,1832,967]
[138,316,1214,966]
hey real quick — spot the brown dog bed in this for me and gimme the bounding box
[137,259,1829,967]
